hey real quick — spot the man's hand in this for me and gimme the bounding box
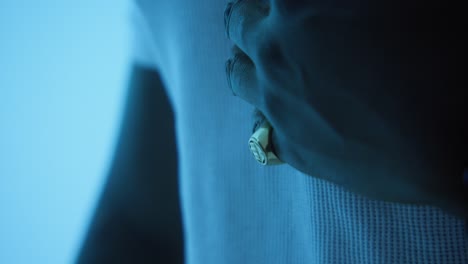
[224,0,466,213]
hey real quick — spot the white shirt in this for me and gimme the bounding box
[131,0,468,263]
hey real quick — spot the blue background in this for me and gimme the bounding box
[0,1,130,263]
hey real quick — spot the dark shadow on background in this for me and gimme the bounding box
[76,64,184,264]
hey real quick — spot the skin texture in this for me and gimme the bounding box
[225,0,467,218]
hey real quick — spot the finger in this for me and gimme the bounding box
[225,46,261,107]
[251,107,267,133]
[224,0,270,59]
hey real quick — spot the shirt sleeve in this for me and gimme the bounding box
[129,1,160,71]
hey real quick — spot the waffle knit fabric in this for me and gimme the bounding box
[130,1,468,263]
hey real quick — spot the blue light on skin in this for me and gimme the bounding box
[0,1,130,263]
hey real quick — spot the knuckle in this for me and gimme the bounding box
[224,2,235,38]
[227,52,252,97]
[226,0,270,42]
[224,0,248,40]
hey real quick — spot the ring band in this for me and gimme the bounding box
[248,120,284,166]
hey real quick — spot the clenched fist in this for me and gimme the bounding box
[224,0,467,217]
